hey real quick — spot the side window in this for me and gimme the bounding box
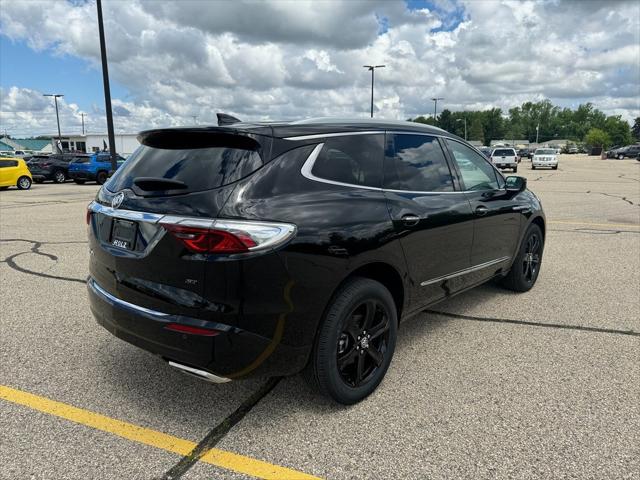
[0,160,11,168]
[446,140,500,191]
[384,134,454,192]
[311,134,383,188]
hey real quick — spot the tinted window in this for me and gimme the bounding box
[384,134,454,192]
[311,134,383,188]
[106,144,263,193]
[493,149,516,156]
[0,160,18,167]
[73,157,90,164]
[447,140,500,191]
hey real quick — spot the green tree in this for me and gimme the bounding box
[603,116,631,146]
[630,117,640,142]
[410,116,436,126]
[468,118,484,143]
[584,128,611,149]
[437,109,456,133]
[482,108,505,144]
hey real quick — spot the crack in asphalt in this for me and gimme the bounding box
[618,174,640,183]
[158,377,282,480]
[425,310,639,337]
[0,238,87,284]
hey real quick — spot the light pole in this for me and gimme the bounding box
[80,113,86,135]
[363,65,385,118]
[43,94,63,144]
[431,97,443,122]
[96,0,118,173]
[456,117,467,140]
[535,123,540,145]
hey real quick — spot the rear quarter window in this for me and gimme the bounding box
[310,134,383,188]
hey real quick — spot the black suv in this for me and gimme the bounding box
[29,153,87,183]
[87,119,545,404]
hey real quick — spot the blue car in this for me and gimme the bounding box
[68,152,126,185]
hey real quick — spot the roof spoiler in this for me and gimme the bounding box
[217,113,242,126]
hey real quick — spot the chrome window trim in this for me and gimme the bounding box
[300,140,473,195]
[420,256,511,287]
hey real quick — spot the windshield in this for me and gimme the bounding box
[535,149,556,155]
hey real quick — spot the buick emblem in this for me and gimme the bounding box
[111,192,125,209]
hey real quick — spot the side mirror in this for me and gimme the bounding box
[505,176,527,192]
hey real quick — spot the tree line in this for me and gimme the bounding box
[410,100,640,149]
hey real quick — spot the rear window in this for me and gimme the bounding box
[106,144,263,194]
[493,149,515,156]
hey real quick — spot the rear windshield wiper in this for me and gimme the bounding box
[133,177,188,191]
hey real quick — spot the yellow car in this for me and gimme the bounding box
[0,157,33,190]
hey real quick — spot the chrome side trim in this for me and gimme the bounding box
[89,279,170,317]
[284,131,382,141]
[168,361,231,384]
[420,256,511,287]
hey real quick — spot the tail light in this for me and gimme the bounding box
[161,219,296,255]
[86,206,91,225]
[164,323,220,336]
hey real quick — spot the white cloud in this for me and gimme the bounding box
[0,0,638,136]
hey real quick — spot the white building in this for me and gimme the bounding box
[53,133,140,157]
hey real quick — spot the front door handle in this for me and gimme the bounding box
[475,205,489,216]
[401,214,420,226]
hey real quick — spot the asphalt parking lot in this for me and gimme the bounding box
[1,154,639,480]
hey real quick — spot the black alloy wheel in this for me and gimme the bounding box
[96,171,108,185]
[305,277,397,404]
[336,300,391,388]
[500,223,544,292]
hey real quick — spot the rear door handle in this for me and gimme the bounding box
[401,214,420,226]
[475,206,489,216]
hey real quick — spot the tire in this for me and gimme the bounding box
[531,165,536,170]
[500,223,544,292]
[73,179,86,185]
[53,170,66,183]
[17,176,32,190]
[513,166,517,173]
[304,277,398,404]
[618,154,624,160]
[552,166,558,170]
[0,186,8,190]
[96,171,108,185]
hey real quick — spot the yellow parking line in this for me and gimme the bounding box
[0,384,321,480]
[548,220,640,229]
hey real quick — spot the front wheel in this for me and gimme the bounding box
[17,176,32,190]
[304,277,397,404]
[500,223,544,292]
[531,165,536,170]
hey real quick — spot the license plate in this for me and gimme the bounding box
[111,218,137,250]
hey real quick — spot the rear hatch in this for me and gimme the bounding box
[492,149,516,162]
[88,128,272,318]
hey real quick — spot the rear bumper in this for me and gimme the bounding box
[494,162,517,168]
[87,277,309,379]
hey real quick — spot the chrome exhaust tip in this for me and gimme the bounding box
[168,361,231,384]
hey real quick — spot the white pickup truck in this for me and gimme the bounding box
[490,148,519,172]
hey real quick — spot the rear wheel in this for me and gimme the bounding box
[305,277,397,404]
[17,176,32,190]
[96,171,108,185]
[500,224,544,292]
[618,154,624,160]
[53,170,66,183]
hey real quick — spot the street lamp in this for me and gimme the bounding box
[43,94,63,145]
[363,65,385,118]
[431,97,443,122]
[456,117,467,140]
[96,0,118,173]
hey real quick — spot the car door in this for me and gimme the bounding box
[383,133,475,309]
[444,139,522,284]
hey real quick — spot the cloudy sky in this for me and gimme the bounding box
[1,0,639,137]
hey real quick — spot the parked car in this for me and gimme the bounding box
[28,153,86,183]
[478,147,493,159]
[68,152,126,185]
[0,157,32,190]
[531,148,558,170]
[87,118,546,404]
[610,144,640,159]
[518,148,532,159]
[490,147,519,172]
